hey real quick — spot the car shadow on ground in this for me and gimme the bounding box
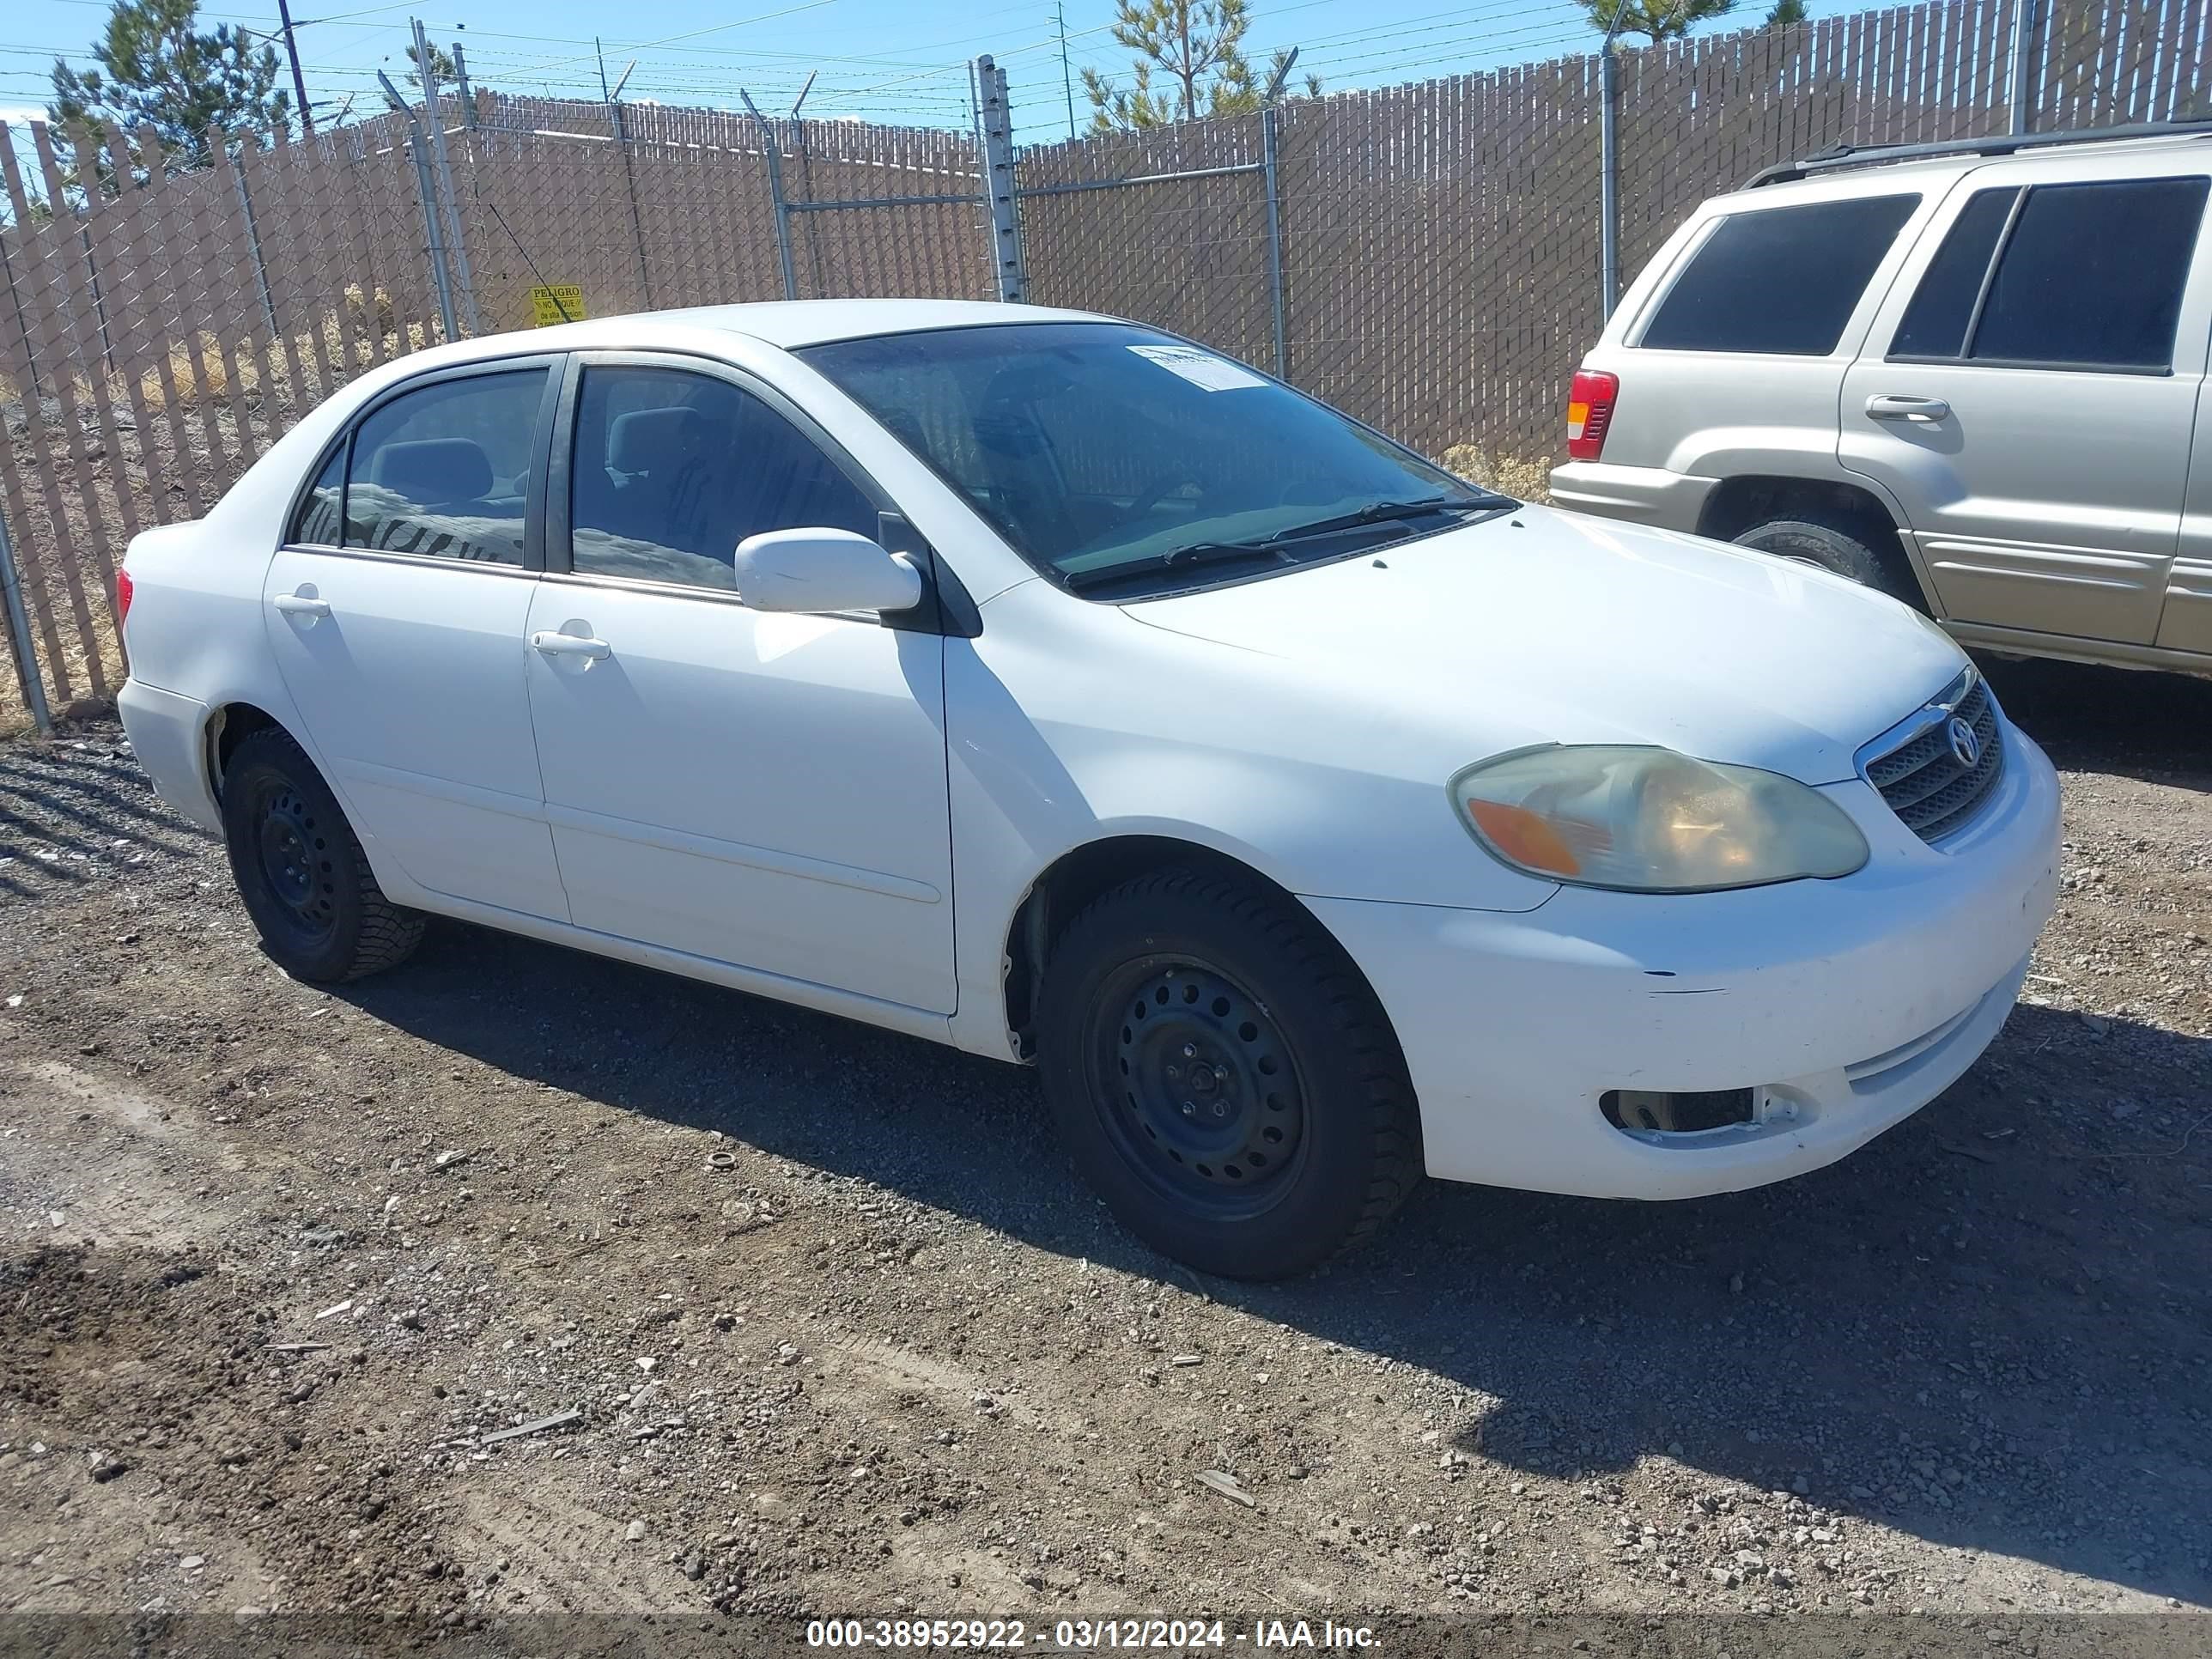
[1981,654,2212,790]
[336,914,2212,1609]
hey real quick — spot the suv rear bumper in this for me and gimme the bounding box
[1547,461,1716,531]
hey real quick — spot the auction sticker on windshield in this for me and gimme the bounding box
[1127,343,1268,391]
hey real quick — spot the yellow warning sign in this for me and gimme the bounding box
[529,285,586,325]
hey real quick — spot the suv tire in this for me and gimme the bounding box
[1732,516,1913,603]
[1035,866,1419,1279]
[221,727,425,983]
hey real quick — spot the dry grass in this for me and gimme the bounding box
[1438,443,1553,503]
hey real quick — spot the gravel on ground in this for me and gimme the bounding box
[0,658,2207,1651]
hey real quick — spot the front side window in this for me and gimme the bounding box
[1889,186,2021,359]
[344,369,547,566]
[566,366,878,592]
[801,323,1499,598]
[1968,178,2207,371]
[1639,194,1921,356]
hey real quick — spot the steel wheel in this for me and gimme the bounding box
[1085,954,1309,1221]
[250,781,339,946]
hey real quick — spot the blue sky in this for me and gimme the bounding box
[5,0,1881,149]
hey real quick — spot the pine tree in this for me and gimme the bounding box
[47,0,294,180]
[1083,0,1320,132]
[1581,0,1737,44]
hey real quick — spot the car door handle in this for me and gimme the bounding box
[271,592,331,618]
[531,630,611,659]
[1865,393,1951,422]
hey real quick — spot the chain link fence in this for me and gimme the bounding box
[3,0,2205,728]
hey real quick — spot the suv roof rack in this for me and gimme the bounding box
[1744,118,2212,188]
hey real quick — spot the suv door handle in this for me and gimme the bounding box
[531,630,611,660]
[1865,393,1951,422]
[271,592,331,618]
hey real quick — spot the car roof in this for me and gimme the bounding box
[427,298,1115,364]
[1725,127,2212,207]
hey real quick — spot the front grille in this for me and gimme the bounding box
[1864,672,2005,842]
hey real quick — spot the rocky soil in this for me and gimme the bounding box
[0,657,2207,1655]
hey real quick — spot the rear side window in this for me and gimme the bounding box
[344,369,548,565]
[289,443,345,546]
[1970,178,2207,371]
[1640,194,1919,356]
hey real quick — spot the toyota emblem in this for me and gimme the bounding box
[1946,716,1980,769]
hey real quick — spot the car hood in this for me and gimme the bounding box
[1121,505,1966,785]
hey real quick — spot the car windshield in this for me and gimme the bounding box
[799,322,1504,595]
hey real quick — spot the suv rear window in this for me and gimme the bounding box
[1639,194,1919,356]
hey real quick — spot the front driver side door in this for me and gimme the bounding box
[525,354,957,1014]
[1840,161,2210,646]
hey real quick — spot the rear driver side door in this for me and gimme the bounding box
[524,354,957,1014]
[265,360,570,921]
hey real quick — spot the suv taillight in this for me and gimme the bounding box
[116,567,134,632]
[1566,368,1619,462]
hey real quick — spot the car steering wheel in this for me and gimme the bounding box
[1122,471,1204,525]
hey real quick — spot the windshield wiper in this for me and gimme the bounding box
[1259,495,1491,544]
[1061,540,1291,592]
[1060,495,1497,593]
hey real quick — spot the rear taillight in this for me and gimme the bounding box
[116,567,134,632]
[1566,368,1619,462]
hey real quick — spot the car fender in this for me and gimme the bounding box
[941,580,1559,1059]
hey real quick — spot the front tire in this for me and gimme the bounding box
[1732,515,1913,603]
[220,728,423,982]
[1036,867,1419,1279]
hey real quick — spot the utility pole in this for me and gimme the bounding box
[275,0,314,133]
[1056,0,1076,140]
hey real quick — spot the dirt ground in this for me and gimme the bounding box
[1,657,2208,1655]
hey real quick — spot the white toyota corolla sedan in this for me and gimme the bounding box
[114,300,2060,1279]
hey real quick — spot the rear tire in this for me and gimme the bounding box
[221,727,423,983]
[1035,866,1419,1279]
[1733,515,1913,603]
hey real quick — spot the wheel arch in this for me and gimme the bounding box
[1694,473,1929,611]
[998,833,1404,1069]
[204,701,293,804]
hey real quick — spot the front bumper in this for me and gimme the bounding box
[1304,727,2061,1200]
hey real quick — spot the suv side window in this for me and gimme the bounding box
[1973,179,2206,372]
[1638,194,1919,356]
[1892,177,2208,371]
[344,368,549,565]
[567,365,878,592]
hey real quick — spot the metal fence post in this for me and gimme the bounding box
[975,57,1027,303]
[0,501,53,735]
[452,43,478,129]
[1261,106,1287,378]
[740,89,799,302]
[379,70,459,342]
[2009,0,2043,135]
[229,141,282,340]
[1598,15,1623,320]
[414,17,482,335]
[1260,50,1297,380]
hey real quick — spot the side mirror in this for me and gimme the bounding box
[730,527,924,616]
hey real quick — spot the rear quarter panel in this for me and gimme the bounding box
[1577,173,1965,495]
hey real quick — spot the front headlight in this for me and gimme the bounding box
[1449,745,1869,893]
